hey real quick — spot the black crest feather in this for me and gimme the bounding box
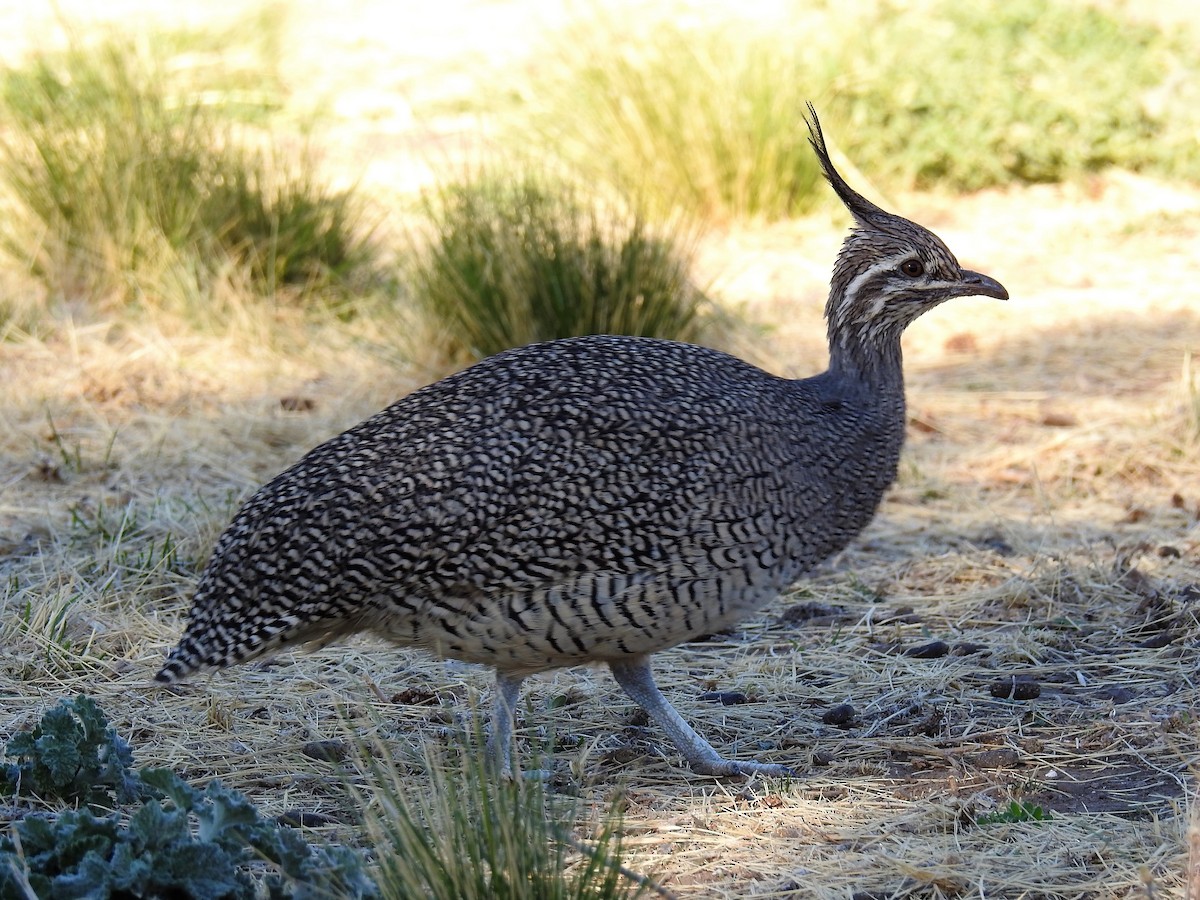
[804,103,891,228]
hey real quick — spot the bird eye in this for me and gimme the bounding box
[900,259,925,277]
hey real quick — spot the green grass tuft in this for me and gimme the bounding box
[362,729,653,900]
[522,19,824,222]
[977,800,1053,826]
[0,28,375,314]
[409,172,710,360]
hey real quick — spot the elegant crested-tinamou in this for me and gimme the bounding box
[157,106,1008,777]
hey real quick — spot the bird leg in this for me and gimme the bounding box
[610,656,794,777]
[487,670,524,778]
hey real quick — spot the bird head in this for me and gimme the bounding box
[804,105,1008,348]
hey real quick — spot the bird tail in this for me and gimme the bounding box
[154,602,358,684]
[154,631,214,683]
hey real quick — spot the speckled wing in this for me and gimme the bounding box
[364,387,805,674]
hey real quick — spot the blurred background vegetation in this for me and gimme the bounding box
[0,0,1196,356]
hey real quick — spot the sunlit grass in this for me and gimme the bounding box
[519,18,824,222]
[0,24,377,317]
[509,0,1200,221]
[832,0,1200,190]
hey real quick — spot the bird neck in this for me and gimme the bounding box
[825,319,906,399]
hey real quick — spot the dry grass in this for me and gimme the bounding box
[3,2,1200,898]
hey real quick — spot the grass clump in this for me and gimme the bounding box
[410,173,709,360]
[522,20,824,222]
[0,30,374,314]
[362,732,654,900]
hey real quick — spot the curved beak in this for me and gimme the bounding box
[959,269,1009,300]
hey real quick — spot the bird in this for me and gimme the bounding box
[156,105,1007,777]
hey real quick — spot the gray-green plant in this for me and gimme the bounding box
[1,696,655,899]
[1,695,377,899]
[2,771,377,900]
[411,173,708,360]
[1,694,140,807]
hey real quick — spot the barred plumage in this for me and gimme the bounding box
[157,107,1007,776]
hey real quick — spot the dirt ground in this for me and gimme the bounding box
[1,2,1199,898]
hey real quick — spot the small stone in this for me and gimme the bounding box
[277,809,338,828]
[301,739,349,762]
[33,459,63,482]
[1138,632,1176,649]
[905,640,950,658]
[602,747,642,766]
[698,691,749,705]
[779,601,842,624]
[909,414,940,434]
[626,708,651,728]
[881,605,921,624]
[279,396,316,412]
[943,332,978,353]
[914,709,944,737]
[1095,685,1136,704]
[975,747,1022,769]
[1040,411,1077,427]
[989,678,1041,700]
[974,534,1014,556]
[389,687,441,705]
[822,703,855,727]
[953,642,989,656]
